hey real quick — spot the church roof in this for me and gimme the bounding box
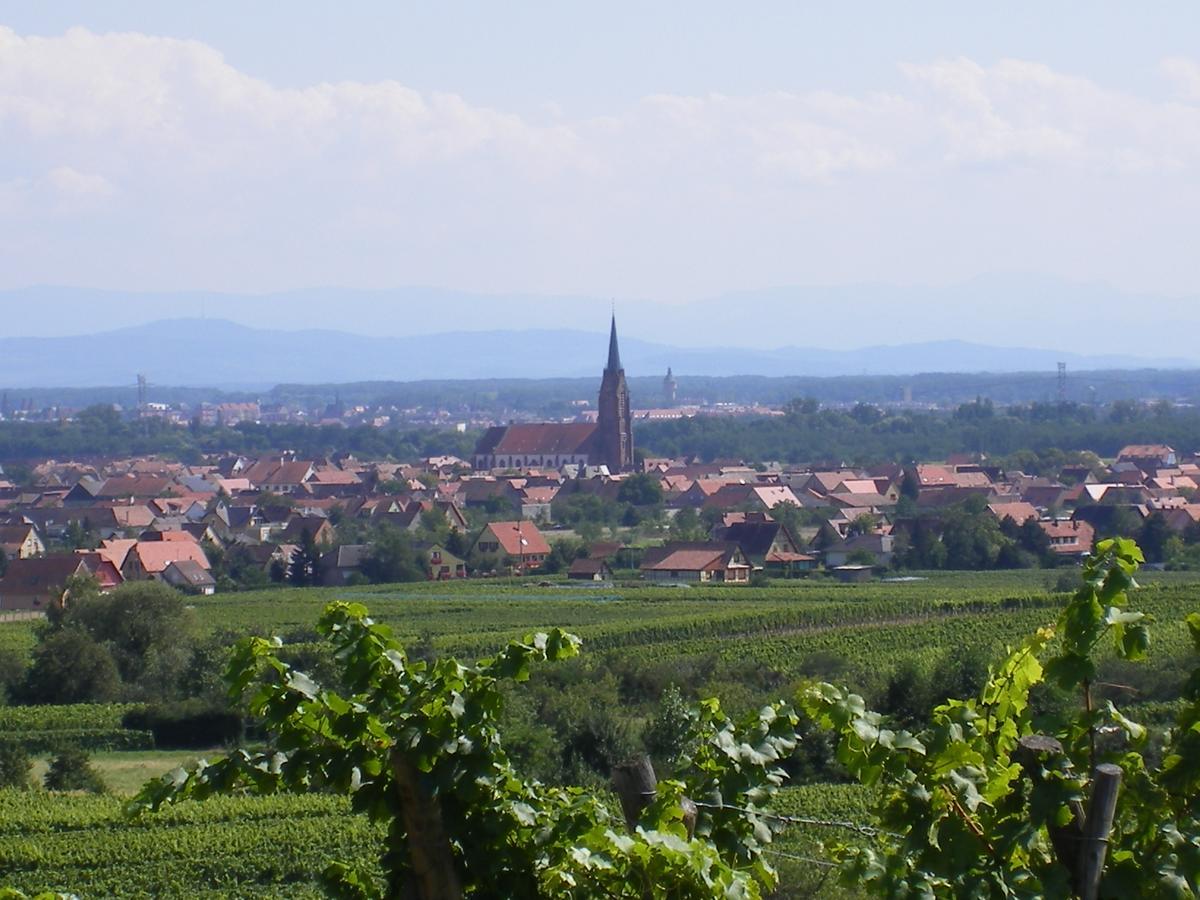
[475,423,597,456]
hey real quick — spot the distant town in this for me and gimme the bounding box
[0,316,1196,611]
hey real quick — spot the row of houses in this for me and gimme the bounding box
[0,440,1193,605]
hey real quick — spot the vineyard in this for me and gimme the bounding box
[0,792,383,898]
[0,781,871,899]
[1,568,1198,896]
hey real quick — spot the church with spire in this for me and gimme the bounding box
[472,316,635,473]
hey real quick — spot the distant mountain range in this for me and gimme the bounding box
[3,273,1200,357]
[0,318,1193,389]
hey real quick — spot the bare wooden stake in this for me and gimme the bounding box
[612,755,658,830]
[680,796,698,840]
[612,755,700,838]
[1079,763,1122,900]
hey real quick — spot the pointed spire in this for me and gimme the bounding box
[606,313,622,372]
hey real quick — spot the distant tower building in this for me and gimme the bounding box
[596,315,634,473]
[663,367,677,406]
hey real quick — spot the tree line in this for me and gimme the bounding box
[0,404,477,464]
[637,398,1200,465]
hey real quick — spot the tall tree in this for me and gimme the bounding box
[289,527,322,587]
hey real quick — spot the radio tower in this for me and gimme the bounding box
[136,373,148,412]
[1056,362,1067,403]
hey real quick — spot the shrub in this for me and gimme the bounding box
[43,746,106,793]
[643,684,698,764]
[123,700,242,749]
[0,741,32,789]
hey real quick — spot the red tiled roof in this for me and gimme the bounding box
[480,521,551,556]
[642,546,748,572]
[764,551,815,563]
[1118,445,1174,460]
[128,541,211,574]
[1039,520,1095,553]
[98,539,137,570]
[988,502,1039,524]
[95,476,173,498]
[474,424,597,456]
[915,465,957,487]
[1,555,88,587]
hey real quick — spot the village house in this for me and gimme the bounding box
[712,512,813,575]
[1039,520,1096,559]
[986,501,1040,525]
[121,541,213,583]
[161,559,218,595]
[700,483,802,514]
[320,545,370,586]
[0,555,91,611]
[823,533,895,568]
[424,544,468,580]
[0,523,45,560]
[471,521,551,573]
[1116,444,1177,471]
[640,541,751,584]
[74,551,124,591]
[568,557,613,581]
[279,515,336,546]
[241,457,317,495]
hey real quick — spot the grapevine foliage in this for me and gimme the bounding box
[801,538,1200,897]
[131,601,796,899]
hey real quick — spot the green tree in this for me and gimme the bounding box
[669,507,704,541]
[289,527,322,587]
[940,502,1009,569]
[1139,511,1171,564]
[23,629,121,704]
[542,538,585,575]
[361,527,424,584]
[62,518,97,551]
[53,581,195,694]
[617,473,664,507]
[419,506,451,543]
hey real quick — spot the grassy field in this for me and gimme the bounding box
[1,568,1198,897]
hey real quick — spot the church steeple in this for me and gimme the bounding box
[606,314,622,373]
[596,314,634,473]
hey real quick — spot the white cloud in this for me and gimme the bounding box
[1,25,1200,298]
[45,166,115,197]
[1162,57,1200,102]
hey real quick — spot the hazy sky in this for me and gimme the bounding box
[2,3,1200,326]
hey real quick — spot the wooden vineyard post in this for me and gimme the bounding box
[1079,764,1123,900]
[612,755,697,838]
[1015,737,1123,898]
[612,755,658,831]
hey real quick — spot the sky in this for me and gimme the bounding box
[2,2,1200,346]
